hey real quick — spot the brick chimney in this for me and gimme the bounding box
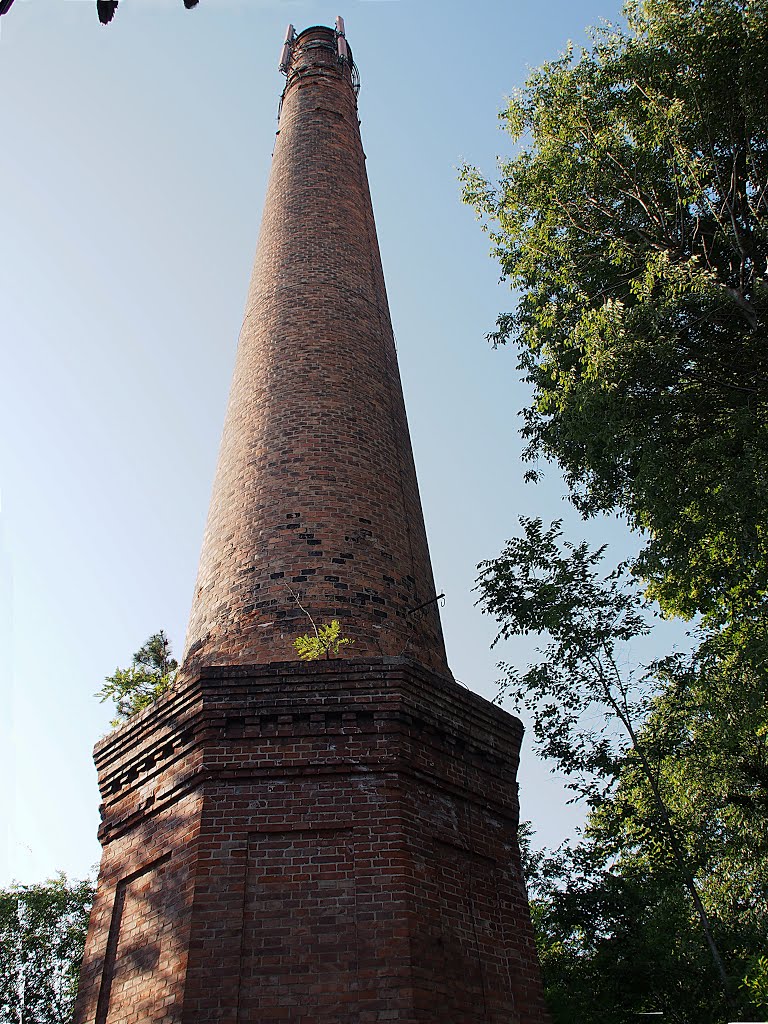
[183,23,448,677]
[74,22,550,1024]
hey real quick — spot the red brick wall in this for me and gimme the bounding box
[75,659,550,1024]
[183,26,448,676]
[74,798,201,1024]
[74,683,204,1024]
[238,829,359,1019]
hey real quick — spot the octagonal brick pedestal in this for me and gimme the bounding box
[74,658,549,1024]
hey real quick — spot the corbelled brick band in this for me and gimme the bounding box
[74,660,550,1024]
[183,25,448,675]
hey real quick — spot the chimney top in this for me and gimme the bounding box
[279,20,359,97]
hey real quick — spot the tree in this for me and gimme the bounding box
[522,825,751,1024]
[96,631,177,726]
[521,830,731,1024]
[477,519,768,1021]
[0,874,95,1024]
[462,0,768,624]
[479,516,761,1011]
[462,5,768,1016]
[287,586,355,661]
[521,678,768,1024]
[0,0,200,23]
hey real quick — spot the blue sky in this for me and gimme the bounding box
[0,0,662,887]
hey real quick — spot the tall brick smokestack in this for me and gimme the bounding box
[183,24,449,676]
[74,23,550,1024]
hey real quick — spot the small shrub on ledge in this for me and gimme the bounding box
[97,631,178,726]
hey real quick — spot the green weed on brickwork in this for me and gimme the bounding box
[292,619,354,661]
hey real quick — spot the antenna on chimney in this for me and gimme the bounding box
[279,24,296,75]
[335,15,349,62]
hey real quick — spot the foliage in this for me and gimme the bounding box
[622,627,768,930]
[523,833,744,1024]
[464,1,768,1016]
[479,518,768,1020]
[480,517,654,804]
[96,631,177,726]
[0,874,95,1024]
[741,954,768,1012]
[582,659,768,1021]
[462,0,768,623]
[292,619,354,661]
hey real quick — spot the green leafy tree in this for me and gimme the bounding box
[462,4,768,1016]
[522,830,740,1024]
[0,874,95,1024]
[292,619,354,661]
[626,629,768,943]
[741,955,768,1013]
[97,631,177,726]
[479,519,768,1020]
[462,0,768,623]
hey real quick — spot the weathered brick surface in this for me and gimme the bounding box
[74,683,204,1024]
[75,659,549,1023]
[183,26,448,675]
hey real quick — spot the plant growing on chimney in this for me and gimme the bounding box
[96,631,178,725]
[287,585,354,660]
[292,619,354,661]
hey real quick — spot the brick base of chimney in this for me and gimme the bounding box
[74,660,549,1024]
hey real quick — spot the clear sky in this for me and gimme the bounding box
[0,0,660,888]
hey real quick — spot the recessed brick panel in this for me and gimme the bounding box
[94,856,183,1024]
[75,787,201,1024]
[239,829,358,1022]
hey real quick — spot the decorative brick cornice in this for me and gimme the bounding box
[93,658,523,847]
